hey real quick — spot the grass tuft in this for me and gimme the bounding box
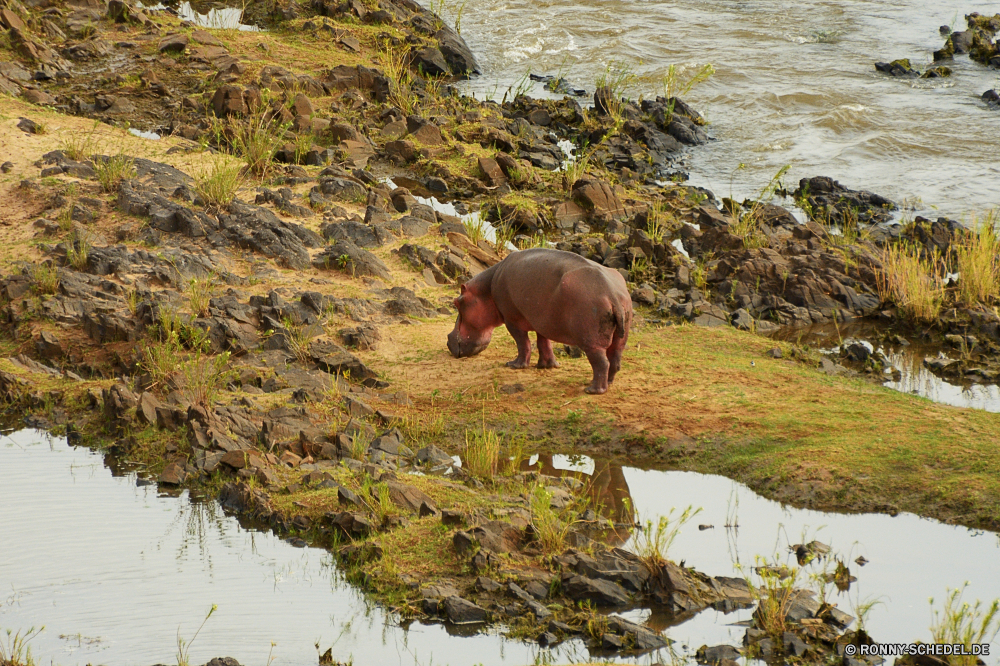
[229,109,282,178]
[59,121,101,161]
[195,159,244,209]
[94,153,135,193]
[529,485,575,554]
[31,264,60,295]
[176,605,216,666]
[954,211,1000,308]
[632,505,701,571]
[876,242,945,322]
[65,239,90,271]
[461,421,523,480]
[929,583,1000,666]
[0,625,43,666]
[463,216,488,245]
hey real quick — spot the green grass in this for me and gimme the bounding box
[94,153,135,193]
[0,626,43,666]
[929,583,1000,666]
[194,159,244,209]
[378,319,1000,530]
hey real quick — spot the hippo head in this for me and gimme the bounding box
[447,283,501,358]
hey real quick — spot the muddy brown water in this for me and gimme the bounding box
[447,0,1000,221]
[4,433,1000,664]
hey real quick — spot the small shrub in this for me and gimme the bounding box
[124,288,141,316]
[595,60,638,124]
[739,556,800,639]
[176,605,217,666]
[195,159,244,209]
[141,331,183,387]
[377,42,417,115]
[516,233,547,250]
[347,428,372,461]
[731,164,791,250]
[661,62,716,100]
[492,223,517,256]
[230,110,282,178]
[282,317,311,363]
[645,203,670,243]
[94,153,135,192]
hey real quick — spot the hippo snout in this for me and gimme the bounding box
[447,331,462,358]
[448,329,489,358]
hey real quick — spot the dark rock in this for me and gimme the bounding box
[875,59,919,77]
[571,177,626,222]
[442,596,487,624]
[696,644,741,664]
[434,27,479,75]
[562,575,630,607]
[314,240,392,281]
[441,509,465,526]
[385,139,417,163]
[793,176,895,226]
[453,530,477,555]
[783,632,808,657]
[204,658,243,666]
[413,46,450,76]
[158,33,189,53]
[159,462,187,485]
[476,576,501,592]
[17,117,40,134]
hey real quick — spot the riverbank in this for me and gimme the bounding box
[1,0,999,663]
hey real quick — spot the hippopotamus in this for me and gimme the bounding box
[447,248,632,394]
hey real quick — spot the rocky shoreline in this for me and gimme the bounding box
[0,0,998,663]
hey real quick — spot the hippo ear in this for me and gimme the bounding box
[460,284,468,295]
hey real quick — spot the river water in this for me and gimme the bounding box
[448,0,1000,221]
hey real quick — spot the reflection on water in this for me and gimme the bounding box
[0,431,672,665]
[882,347,1000,413]
[771,321,1000,413]
[176,1,259,31]
[446,0,1000,220]
[6,430,1000,664]
[529,455,1000,658]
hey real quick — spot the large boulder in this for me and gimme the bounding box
[313,240,392,280]
[571,177,626,222]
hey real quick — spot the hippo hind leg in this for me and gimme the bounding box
[505,323,532,369]
[535,335,561,369]
[607,328,628,384]
[583,349,610,395]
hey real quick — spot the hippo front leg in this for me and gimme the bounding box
[583,349,610,394]
[505,323,532,369]
[535,335,561,369]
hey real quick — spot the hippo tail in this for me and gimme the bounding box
[611,299,630,344]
